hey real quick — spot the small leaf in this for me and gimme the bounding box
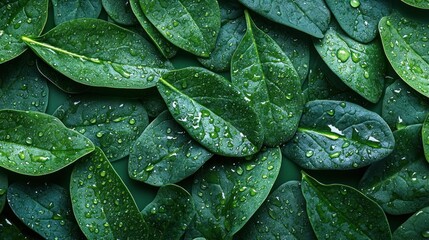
[7,182,82,240]
[70,147,148,239]
[157,67,263,157]
[102,0,137,26]
[401,0,429,9]
[379,12,429,98]
[282,100,395,170]
[0,170,7,214]
[142,184,195,239]
[0,109,94,176]
[23,18,173,89]
[0,0,49,64]
[51,0,102,25]
[128,111,212,186]
[0,215,31,239]
[139,0,221,57]
[393,206,429,239]
[301,172,391,239]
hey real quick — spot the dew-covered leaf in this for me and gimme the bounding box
[236,181,316,240]
[7,182,81,240]
[0,52,48,112]
[231,11,303,147]
[0,0,48,64]
[401,0,429,9]
[0,215,31,240]
[302,172,391,239]
[218,0,242,24]
[0,170,7,214]
[142,184,195,239]
[51,0,102,25]
[393,206,429,239]
[139,0,221,57]
[22,18,173,89]
[191,147,282,239]
[314,26,386,103]
[238,0,330,38]
[102,0,136,26]
[325,0,391,43]
[128,111,212,186]
[0,109,94,176]
[359,124,429,215]
[157,67,263,157]
[379,12,429,98]
[70,147,148,239]
[282,100,395,170]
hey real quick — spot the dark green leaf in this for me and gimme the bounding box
[23,18,173,89]
[0,52,48,112]
[51,0,102,25]
[0,0,48,64]
[157,67,263,157]
[128,111,212,186]
[238,0,330,38]
[0,170,7,214]
[191,147,282,239]
[53,95,149,161]
[379,12,429,98]
[7,182,81,240]
[142,184,195,239]
[236,181,316,240]
[218,0,242,24]
[139,0,221,57]
[401,0,429,9]
[393,206,429,239]
[314,26,386,103]
[70,147,148,239]
[0,215,32,240]
[282,100,395,170]
[359,124,429,215]
[423,115,429,162]
[231,11,303,147]
[140,88,167,118]
[102,0,137,26]
[301,172,391,240]
[0,109,94,176]
[325,0,391,43]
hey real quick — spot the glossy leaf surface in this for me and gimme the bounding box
[0,170,6,214]
[51,0,102,25]
[0,216,31,240]
[401,0,429,9]
[393,206,429,239]
[102,0,137,26]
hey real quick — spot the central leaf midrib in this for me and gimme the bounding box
[177,0,209,46]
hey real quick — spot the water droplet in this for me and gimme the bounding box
[327,109,335,116]
[52,213,63,220]
[336,48,350,62]
[25,137,32,144]
[111,64,131,78]
[329,152,341,158]
[128,118,136,125]
[0,188,6,196]
[249,188,257,196]
[32,156,49,162]
[96,132,103,138]
[351,52,360,63]
[100,171,106,177]
[18,151,25,160]
[364,71,370,79]
[306,150,314,157]
[145,164,154,172]
[350,0,360,8]
[421,230,429,238]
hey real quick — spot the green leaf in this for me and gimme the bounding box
[142,184,195,239]
[0,52,49,112]
[51,0,102,25]
[231,11,303,147]
[359,124,429,215]
[7,182,82,240]
[129,0,177,59]
[325,0,391,43]
[218,0,242,24]
[140,88,167,118]
[238,0,330,38]
[102,0,137,26]
[314,26,386,103]
[139,0,221,57]
[282,100,395,170]
[70,147,148,239]
[301,172,391,240]
[379,12,429,98]
[0,170,7,214]
[53,95,149,161]
[401,0,429,9]
[423,115,429,163]
[157,67,263,157]
[382,79,429,130]
[191,147,282,239]
[128,111,212,186]
[393,206,429,239]
[0,0,48,64]
[236,181,316,240]
[22,18,173,89]
[0,216,31,240]
[0,109,94,176]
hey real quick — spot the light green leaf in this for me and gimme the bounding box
[51,0,102,25]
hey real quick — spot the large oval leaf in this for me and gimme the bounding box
[102,0,137,26]
[314,26,386,103]
[139,0,220,57]
[282,100,395,170]
[302,172,391,239]
[53,95,149,161]
[128,111,212,186]
[0,0,48,64]
[0,170,7,214]
[51,0,102,25]
[231,11,303,147]
[190,147,281,239]
[70,147,148,239]
[393,206,429,239]
[401,0,429,9]
[238,0,330,38]
[142,184,195,240]
[22,18,173,89]
[236,181,316,240]
[359,124,429,215]
[0,110,94,176]
[157,67,263,157]
[7,182,82,240]
[379,12,429,98]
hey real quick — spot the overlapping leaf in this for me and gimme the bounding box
[51,0,102,25]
